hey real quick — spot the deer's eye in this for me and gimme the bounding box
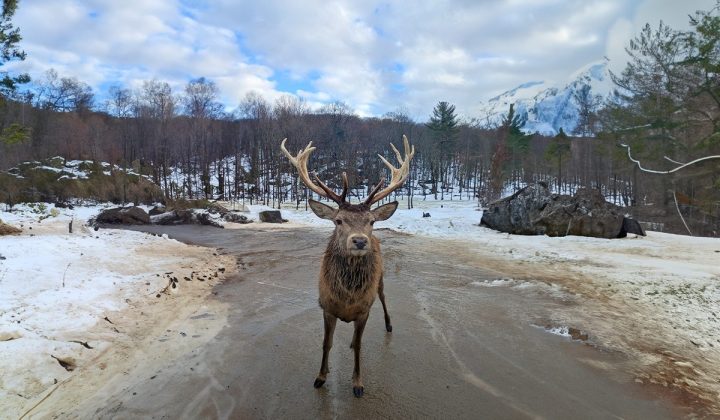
[335,219,343,225]
[370,220,375,226]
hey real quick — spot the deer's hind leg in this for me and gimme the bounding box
[314,310,337,388]
[378,276,392,332]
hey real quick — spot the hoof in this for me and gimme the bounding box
[386,324,393,332]
[353,386,364,398]
[313,378,325,388]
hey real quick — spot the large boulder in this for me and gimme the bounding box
[481,183,553,235]
[259,210,286,223]
[150,209,225,228]
[95,206,150,225]
[481,183,644,239]
[534,188,625,238]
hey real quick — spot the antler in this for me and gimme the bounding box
[280,138,348,204]
[365,135,416,205]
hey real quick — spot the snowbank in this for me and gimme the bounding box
[0,203,233,416]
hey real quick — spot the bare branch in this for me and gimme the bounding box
[619,143,720,174]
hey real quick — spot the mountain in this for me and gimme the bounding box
[479,59,614,136]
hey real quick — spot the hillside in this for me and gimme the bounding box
[479,59,615,135]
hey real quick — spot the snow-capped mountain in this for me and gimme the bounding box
[479,59,615,136]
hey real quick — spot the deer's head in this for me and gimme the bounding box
[281,136,415,257]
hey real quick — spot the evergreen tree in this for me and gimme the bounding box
[502,103,532,186]
[545,127,571,192]
[601,2,720,227]
[426,101,459,198]
[0,0,28,97]
[0,0,29,147]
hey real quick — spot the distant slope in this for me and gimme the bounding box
[479,59,615,135]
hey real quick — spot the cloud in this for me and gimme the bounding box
[7,0,715,120]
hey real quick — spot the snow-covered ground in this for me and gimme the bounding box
[2,197,719,414]
[0,203,234,417]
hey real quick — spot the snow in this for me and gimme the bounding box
[480,58,612,135]
[2,196,719,412]
[0,203,231,415]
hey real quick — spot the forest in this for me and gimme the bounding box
[0,3,719,236]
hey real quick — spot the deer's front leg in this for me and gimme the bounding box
[314,311,337,388]
[350,312,369,397]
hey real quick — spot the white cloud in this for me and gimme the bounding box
[6,0,716,120]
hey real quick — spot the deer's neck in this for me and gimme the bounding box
[324,237,380,291]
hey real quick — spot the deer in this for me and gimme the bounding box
[280,135,415,398]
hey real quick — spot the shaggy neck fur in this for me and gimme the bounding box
[324,231,379,292]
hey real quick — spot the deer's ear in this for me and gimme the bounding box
[308,199,337,220]
[371,201,398,221]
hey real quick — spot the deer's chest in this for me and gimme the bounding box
[318,254,381,322]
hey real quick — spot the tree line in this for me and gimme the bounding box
[0,1,718,235]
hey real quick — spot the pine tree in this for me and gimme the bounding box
[545,128,571,192]
[0,0,29,97]
[426,101,459,198]
[0,0,30,148]
[502,103,532,187]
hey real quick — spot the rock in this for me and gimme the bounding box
[0,222,22,236]
[196,212,224,228]
[148,205,166,216]
[568,327,589,341]
[206,202,230,215]
[223,212,252,224]
[150,210,183,225]
[535,188,624,238]
[54,202,74,209]
[150,209,224,228]
[259,210,286,223]
[481,183,553,235]
[481,183,633,239]
[95,207,150,225]
[619,217,646,237]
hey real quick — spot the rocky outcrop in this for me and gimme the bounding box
[96,202,253,228]
[481,183,645,239]
[150,210,224,228]
[259,210,287,223]
[95,206,150,225]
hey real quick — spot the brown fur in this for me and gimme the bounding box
[281,135,414,397]
[309,200,396,397]
[319,235,383,322]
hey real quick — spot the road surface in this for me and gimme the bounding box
[33,225,690,419]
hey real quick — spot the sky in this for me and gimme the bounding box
[6,0,714,120]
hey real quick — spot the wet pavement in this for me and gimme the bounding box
[74,225,687,419]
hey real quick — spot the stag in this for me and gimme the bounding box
[281,135,415,398]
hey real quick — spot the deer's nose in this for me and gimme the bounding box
[352,236,367,249]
